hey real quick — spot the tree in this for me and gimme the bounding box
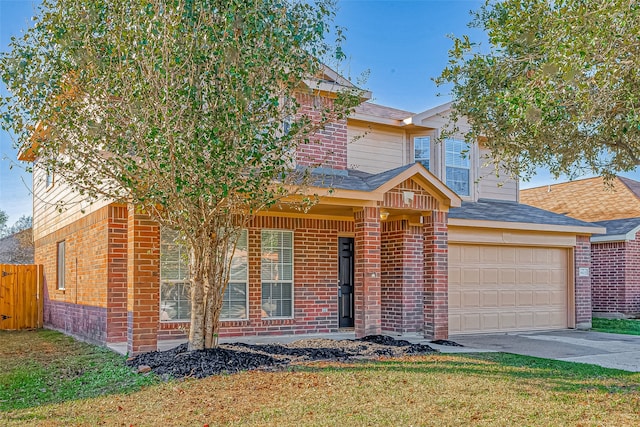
[0,210,7,237]
[436,0,640,181]
[0,0,361,349]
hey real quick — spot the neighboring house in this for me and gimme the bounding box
[20,70,603,354]
[0,228,34,264]
[522,176,640,317]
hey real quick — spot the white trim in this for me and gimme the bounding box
[591,224,640,242]
[448,217,606,234]
[260,229,295,320]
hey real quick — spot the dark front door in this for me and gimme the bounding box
[338,237,355,328]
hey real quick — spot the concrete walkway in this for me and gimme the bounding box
[452,329,640,372]
[110,329,640,372]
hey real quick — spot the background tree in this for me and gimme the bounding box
[0,210,7,237]
[0,0,361,349]
[436,0,640,181]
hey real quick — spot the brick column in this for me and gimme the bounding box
[574,235,592,329]
[354,207,381,337]
[107,204,128,343]
[127,205,160,355]
[423,210,449,340]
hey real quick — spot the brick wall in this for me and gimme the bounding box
[127,207,160,354]
[591,232,640,316]
[159,216,354,339]
[381,220,423,334]
[35,205,114,343]
[295,93,348,170]
[591,241,626,314]
[574,235,592,328]
[423,210,449,340]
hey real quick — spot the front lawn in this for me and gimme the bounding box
[592,318,640,336]
[0,330,157,411]
[2,330,640,426]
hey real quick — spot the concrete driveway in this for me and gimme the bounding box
[451,329,640,372]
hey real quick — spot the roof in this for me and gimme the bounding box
[353,102,414,121]
[303,163,462,208]
[449,198,603,232]
[520,176,640,222]
[591,217,640,242]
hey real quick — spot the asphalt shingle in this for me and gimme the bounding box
[449,199,597,228]
[592,217,640,237]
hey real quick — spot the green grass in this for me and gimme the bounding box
[2,330,640,426]
[592,317,640,335]
[0,329,158,411]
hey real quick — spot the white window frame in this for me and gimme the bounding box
[221,229,249,321]
[56,241,65,290]
[261,229,294,319]
[413,135,432,171]
[444,138,472,197]
[160,228,190,322]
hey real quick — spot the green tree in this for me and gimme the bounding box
[0,0,361,349]
[436,0,640,181]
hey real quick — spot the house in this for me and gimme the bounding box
[20,71,603,354]
[522,176,640,318]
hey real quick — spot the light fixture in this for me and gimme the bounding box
[380,210,389,221]
[402,191,415,205]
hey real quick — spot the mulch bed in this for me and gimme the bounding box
[127,335,438,380]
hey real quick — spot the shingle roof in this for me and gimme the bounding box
[520,176,640,222]
[308,164,416,192]
[353,102,414,121]
[449,198,597,228]
[592,217,640,237]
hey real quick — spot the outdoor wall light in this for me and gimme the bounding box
[380,210,389,221]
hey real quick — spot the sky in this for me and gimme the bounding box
[1,0,639,224]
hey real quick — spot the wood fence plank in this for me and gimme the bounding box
[0,264,43,330]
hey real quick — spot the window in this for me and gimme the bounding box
[160,229,190,321]
[414,136,431,170]
[56,241,65,290]
[159,228,249,321]
[261,230,293,318]
[221,230,248,320]
[445,138,471,196]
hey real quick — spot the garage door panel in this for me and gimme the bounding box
[449,244,569,334]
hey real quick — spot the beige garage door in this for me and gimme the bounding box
[449,244,569,334]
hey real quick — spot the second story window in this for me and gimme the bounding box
[414,136,431,170]
[445,138,471,197]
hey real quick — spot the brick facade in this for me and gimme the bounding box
[295,93,348,170]
[36,205,124,344]
[354,207,382,337]
[423,210,449,340]
[381,219,423,334]
[591,232,640,316]
[574,235,592,329]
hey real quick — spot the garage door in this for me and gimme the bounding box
[449,244,569,334]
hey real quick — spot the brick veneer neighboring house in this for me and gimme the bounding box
[22,68,604,354]
[522,177,640,318]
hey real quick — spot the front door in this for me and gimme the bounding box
[338,237,354,328]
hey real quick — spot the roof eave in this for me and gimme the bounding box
[449,217,606,235]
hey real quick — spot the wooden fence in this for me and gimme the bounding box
[0,264,44,330]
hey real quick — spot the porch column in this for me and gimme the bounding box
[127,205,160,355]
[423,210,449,340]
[354,206,382,337]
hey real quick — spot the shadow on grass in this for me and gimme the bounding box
[293,352,640,395]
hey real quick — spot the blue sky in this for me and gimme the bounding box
[1,0,639,224]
